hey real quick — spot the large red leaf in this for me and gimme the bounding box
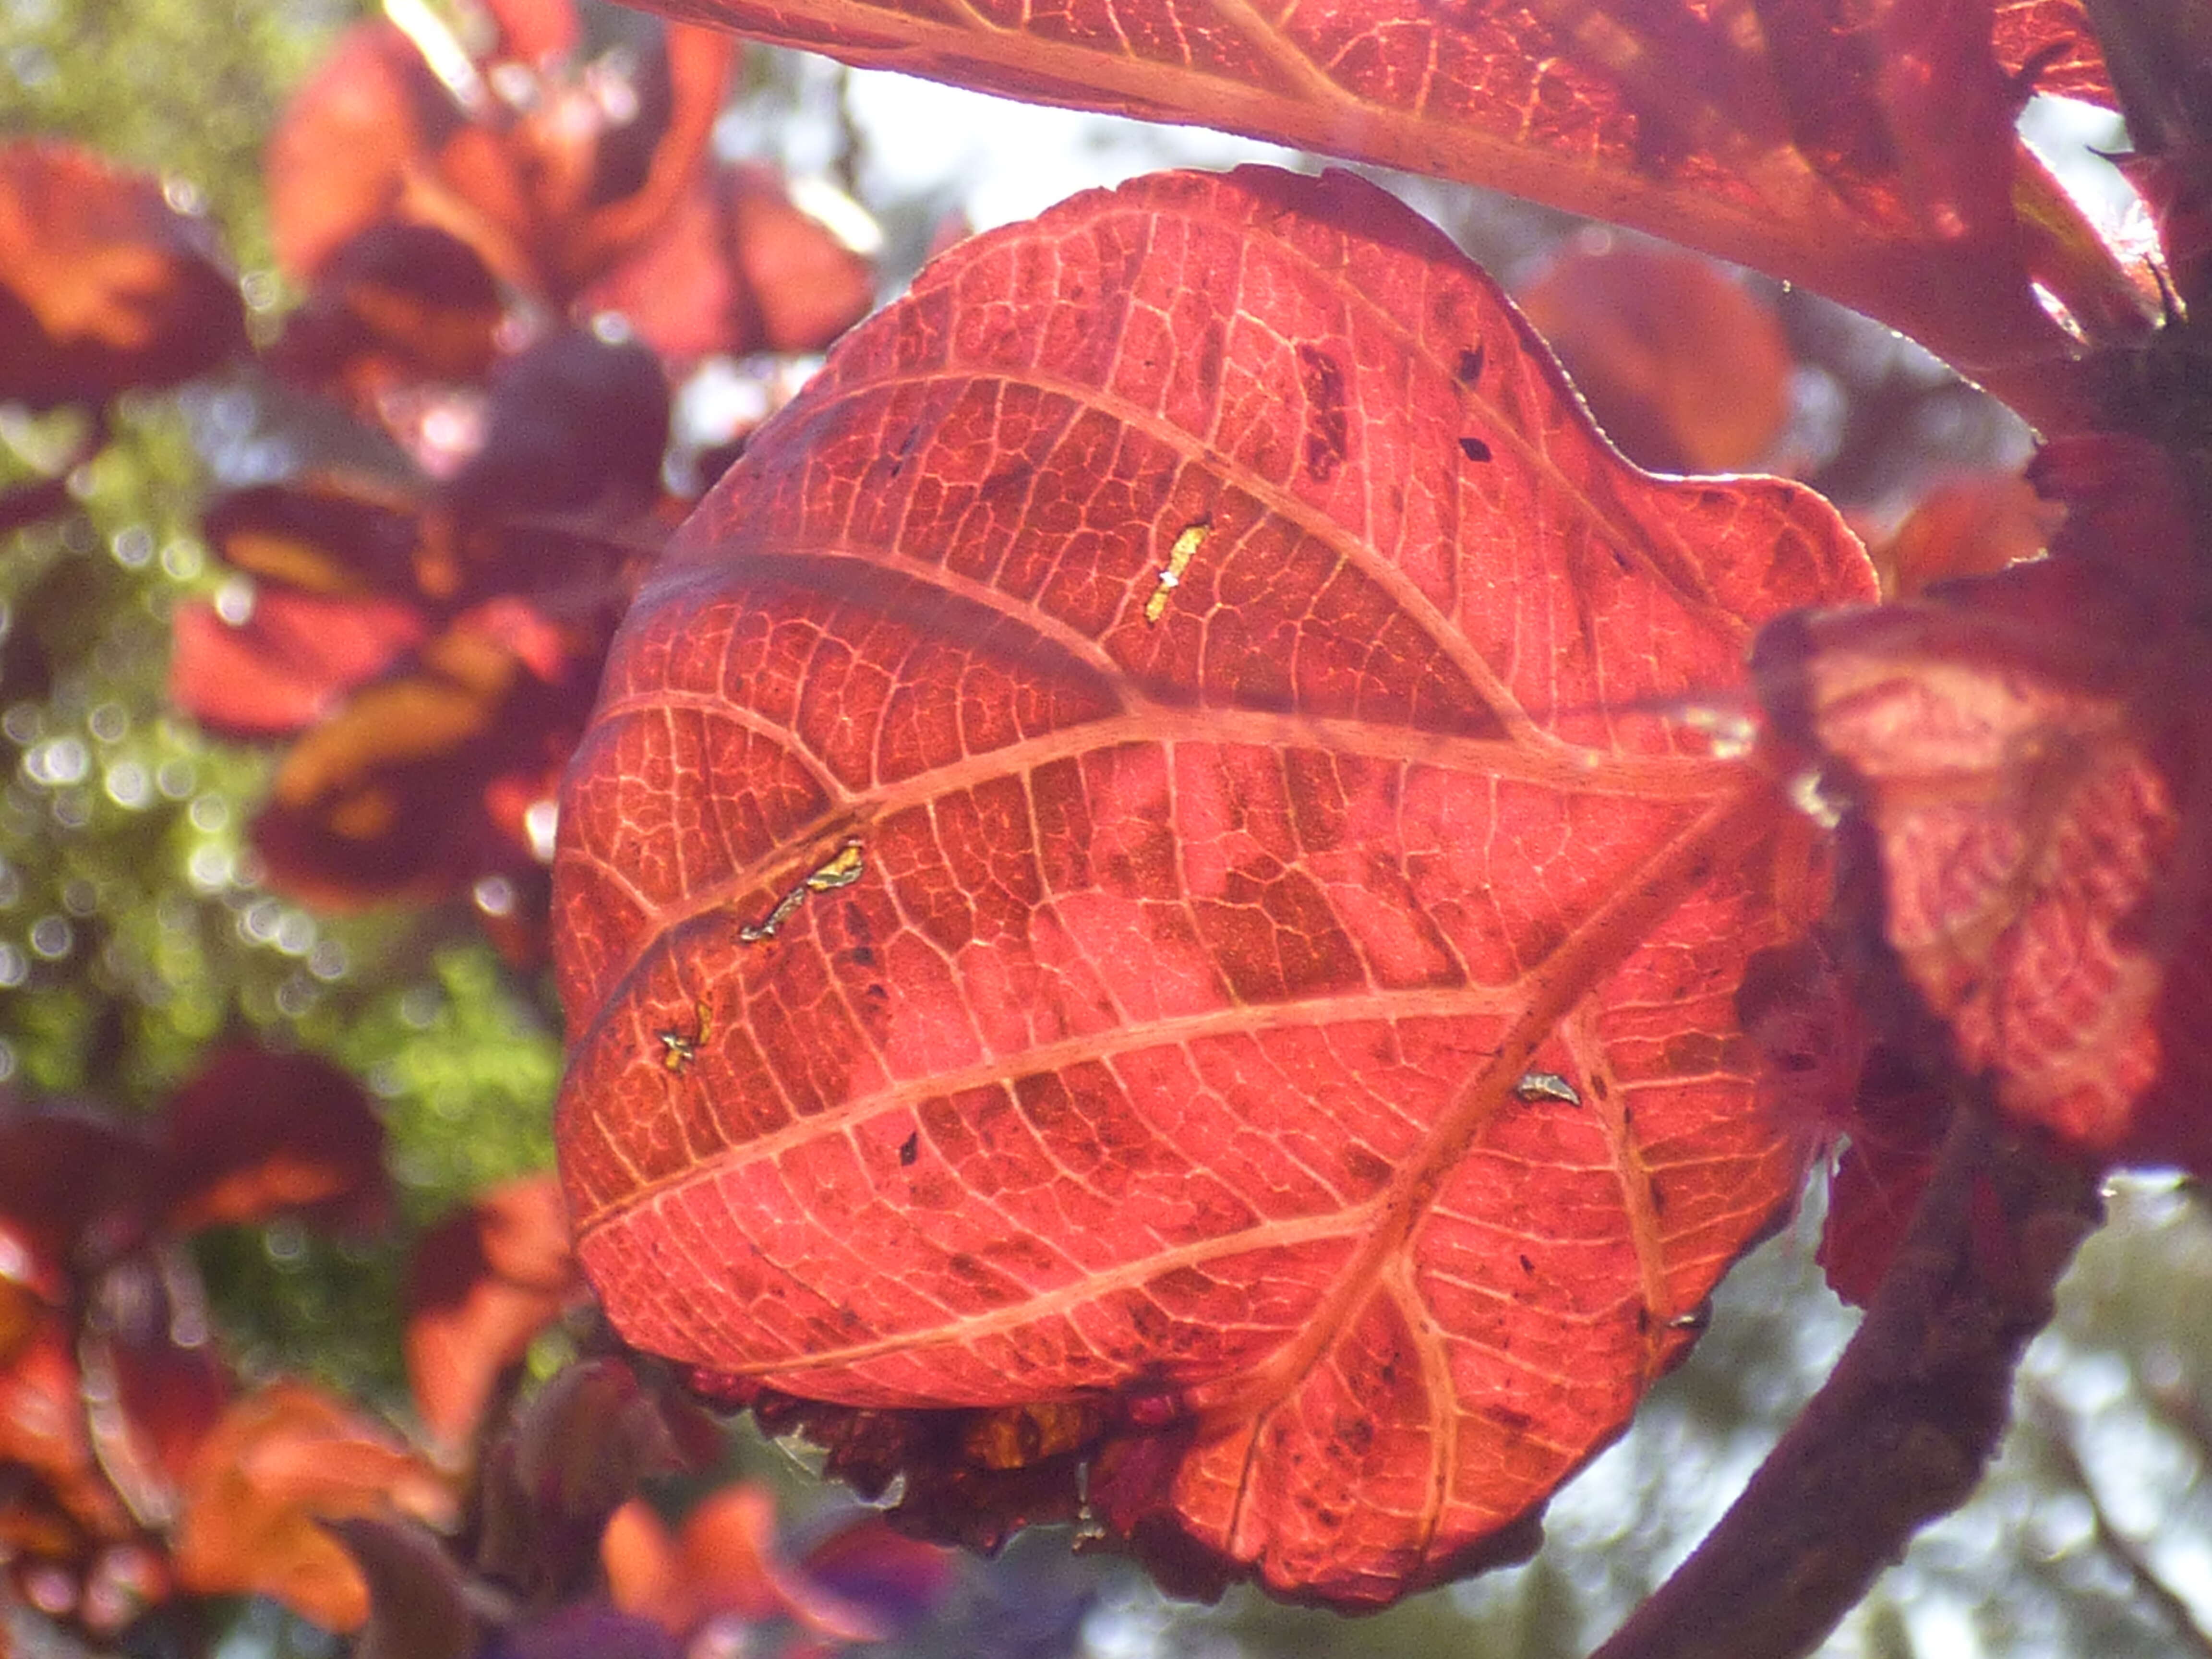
[553,166,1872,1605]
[633,0,2142,425]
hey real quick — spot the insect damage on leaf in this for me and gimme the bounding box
[1512,1072,1582,1106]
[657,1001,714,1074]
[552,165,1874,1610]
[1144,522,1210,624]
[737,839,865,944]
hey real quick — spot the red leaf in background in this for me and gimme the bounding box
[170,589,430,739]
[1756,434,2212,1181]
[265,0,734,309]
[201,480,426,600]
[268,222,504,407]
[604,1482,948,1642]
[252,601,594,911]
[1814,1055,1947,1308]
[1871,470,2060,600]
[405,1173,582,1452]
[155,1046,389,1235]
[171,1381,453,1632]
[473,1358,721,1605]
[1994,0,2110,103]
[0,1317,136,1548]
[580,163,878,369]
[0,1108,157,1272]
[2074,0,2212,309]
[79,1254,232,1524]
[185,333,662,931]
[605,1487,808,1633]
[719,168,877,355]
[553,166,1873,1605]
[262,22,448,289]
[621,0,2142,425]
[0,141,246,408]
[1513,241,1793,476]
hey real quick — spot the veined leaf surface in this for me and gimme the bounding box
[627,0,2141,425]
[553,166,1874,1605]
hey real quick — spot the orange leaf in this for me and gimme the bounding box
[405,1173,582,1452]
[172,1382,453,1632]
[1873,470,2059,599]
[1514,241,1792,475]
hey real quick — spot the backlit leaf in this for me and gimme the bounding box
[1756,433,2212,1180]
[1513,241,1792,475]
[553,166,1874,1606]
[625,0,2143,421]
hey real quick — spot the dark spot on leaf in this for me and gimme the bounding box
[1456,344,1484,384]
[1298,342,1349,483]
[898,1131,920,1166]
[1344,1146,1393,1188]
[1518,1254,1534,1274]
[947,1253,1005,1291]
[1459,436,1491,463]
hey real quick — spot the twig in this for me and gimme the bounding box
[1588,1096,2102,1659]
[2024,1385,2212,1659]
